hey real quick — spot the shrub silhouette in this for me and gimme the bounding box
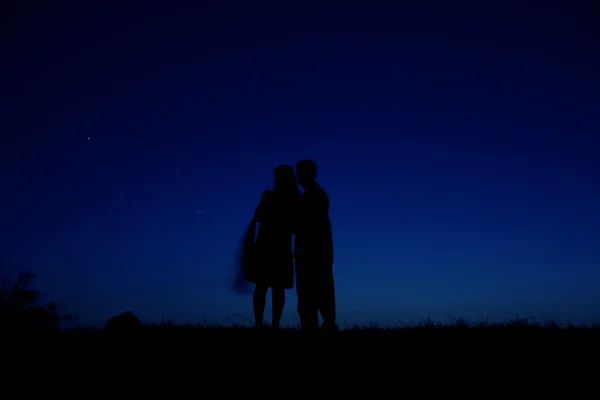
[0,271,73,334]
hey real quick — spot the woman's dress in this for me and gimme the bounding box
[245,190,294,289]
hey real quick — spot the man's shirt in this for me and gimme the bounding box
[294,182,333,265]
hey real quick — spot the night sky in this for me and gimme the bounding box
[2,1,599,328]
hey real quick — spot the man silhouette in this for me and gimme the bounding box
[294,159,337,332]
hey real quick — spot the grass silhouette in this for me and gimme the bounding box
[3,269,598,336]
[0,270,74,335]
[55,315,600,336]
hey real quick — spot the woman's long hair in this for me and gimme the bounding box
[230,165,299,295]
[273,164,299,201]
[231,224,256,295]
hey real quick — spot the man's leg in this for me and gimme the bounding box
[319,265,337,331]
[296,259,319,331]
[271,287,285,329]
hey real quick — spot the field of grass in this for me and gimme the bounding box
[55,316,600,336]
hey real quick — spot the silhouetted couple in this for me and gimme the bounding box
[245,159,336,332]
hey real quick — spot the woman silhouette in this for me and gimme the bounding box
[245,165,298,328]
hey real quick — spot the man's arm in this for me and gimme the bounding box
[320,189,334,265]
[303,189,330,231]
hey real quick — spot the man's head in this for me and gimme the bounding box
[296,159,317,189]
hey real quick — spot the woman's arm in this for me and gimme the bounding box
[252,190,270,226]
[289,197,300,234]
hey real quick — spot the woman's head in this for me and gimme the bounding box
[273,164,299,197]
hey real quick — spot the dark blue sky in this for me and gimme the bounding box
[2,1,599,327]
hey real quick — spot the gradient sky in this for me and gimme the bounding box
[2,1,599,328]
